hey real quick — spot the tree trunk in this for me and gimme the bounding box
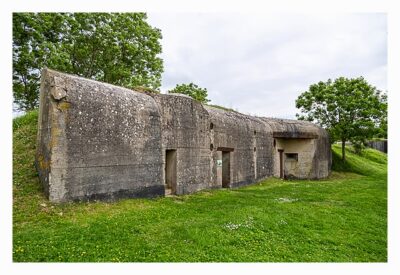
[342,138,346,161]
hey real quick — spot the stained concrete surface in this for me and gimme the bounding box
[36,69,331,202]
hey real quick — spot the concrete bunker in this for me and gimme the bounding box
[275,138,315,179]
[36,69,332,202]
[266,118,330,180]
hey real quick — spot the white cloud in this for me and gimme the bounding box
[147,12,387,118]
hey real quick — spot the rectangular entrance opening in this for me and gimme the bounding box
[222,151,230,188]
[165,149,177,195]
[278,149,284,179]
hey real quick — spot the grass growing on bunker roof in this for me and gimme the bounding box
[13,110,387,262]
[205,104,242,114]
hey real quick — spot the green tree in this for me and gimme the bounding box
[13,13,66,110]
[296,77,387,161]
[168,83,210,103]
[376,93,388,139]
[13,13,163,111]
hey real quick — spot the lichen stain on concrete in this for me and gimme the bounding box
[36,69,332,203]
[57,101,71,111]
[37,154,50,170]
[49,124,61,149]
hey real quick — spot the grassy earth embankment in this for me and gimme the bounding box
[13,110,387,262]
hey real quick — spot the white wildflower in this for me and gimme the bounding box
[223,217,254,230]
[275,197,298,203]
[278,219,288,225]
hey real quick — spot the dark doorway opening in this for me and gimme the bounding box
[278,149,284,179]
[222,151,231,188]
[165,149,177,195]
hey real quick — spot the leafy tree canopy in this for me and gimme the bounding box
[168,83,210,104]
[296,76,387,160]
[13,12,163,111]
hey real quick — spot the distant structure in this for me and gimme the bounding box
[36,69,331,203]
[367,140,387,153]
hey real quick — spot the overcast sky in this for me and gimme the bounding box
[147,13,387,119]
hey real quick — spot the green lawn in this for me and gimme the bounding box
[13,110,387,262]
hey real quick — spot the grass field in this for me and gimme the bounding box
[13,110,387,262]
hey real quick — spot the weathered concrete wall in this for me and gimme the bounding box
[367,140,388,153]
[152,93,211,194]
[311,127,332,179]
[36,72,53,198]
[36,69,164,202]
[36,70,331,202]
[262,118,331,179]
[273,138,315,178]
[205,107,275,188]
